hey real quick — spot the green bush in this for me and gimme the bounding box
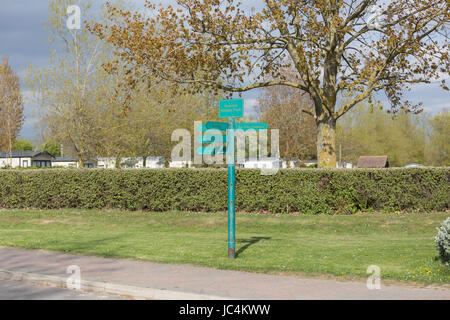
[0,168,448,214]
[435,217,450,266]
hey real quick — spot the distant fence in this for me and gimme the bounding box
[0,168,448,213]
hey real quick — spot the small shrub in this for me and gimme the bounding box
[435,217,450,266]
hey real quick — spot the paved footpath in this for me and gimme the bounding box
[0,247,448,300]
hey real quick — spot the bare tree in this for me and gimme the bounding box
[0,57,24,166]
[256,67,317,162]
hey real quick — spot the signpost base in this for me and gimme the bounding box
[228,248,235,259]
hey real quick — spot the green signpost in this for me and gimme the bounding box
[219,99,244,118]
[196,99,267,258]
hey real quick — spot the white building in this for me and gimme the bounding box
[127,156,165,168]
[404,163,425,168]
[145,156,165,168]
[52,157,78,168]
[97,157,117,169]
[0,151,54,168]
[121,157,140,168]
[242,157,283,169]
[337,161,353,169]
[282,159,300,168]
[97,156,165,168]
[169,160,194,168]
[280,158,322,168]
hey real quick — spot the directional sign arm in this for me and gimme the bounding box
[234,122,268,130]
[197,122,228,132]
[198,134,227,143]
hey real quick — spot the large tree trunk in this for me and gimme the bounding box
[316,118,337,168]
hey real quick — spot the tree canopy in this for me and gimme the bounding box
[90,0,449,167]
[426,109,449,166]
[41,140,62,157]
[336,105,450,167]
[27,0,219,164]
[336,103,428,166]
[12,139,34,152]
[256,68,317,161]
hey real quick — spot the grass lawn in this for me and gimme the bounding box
[0,209,448,285]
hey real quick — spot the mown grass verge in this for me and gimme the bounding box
[0,209,448,285]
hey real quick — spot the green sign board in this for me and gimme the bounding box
[235,122,268,130]
[197,122,228,132]
[219,99,244,119]
[197,121,267,132]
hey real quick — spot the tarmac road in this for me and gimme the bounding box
[0,279,126,300]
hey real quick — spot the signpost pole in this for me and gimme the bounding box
[227,117,236,259]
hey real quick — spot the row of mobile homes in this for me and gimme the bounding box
[0,151,54,168]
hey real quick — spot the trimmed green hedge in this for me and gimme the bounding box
[0,168,448,214]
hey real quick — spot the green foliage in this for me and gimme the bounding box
[25,0,220,163]
[0,168,447,213]
[435,218,450,266]
[41,141,61,157]
[426,110,450,166]
[12,138,33,151]
[336,103,428,166]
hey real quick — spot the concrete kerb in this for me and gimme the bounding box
[0,269,234,300]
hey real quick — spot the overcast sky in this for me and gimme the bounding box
[1,1,448,142]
